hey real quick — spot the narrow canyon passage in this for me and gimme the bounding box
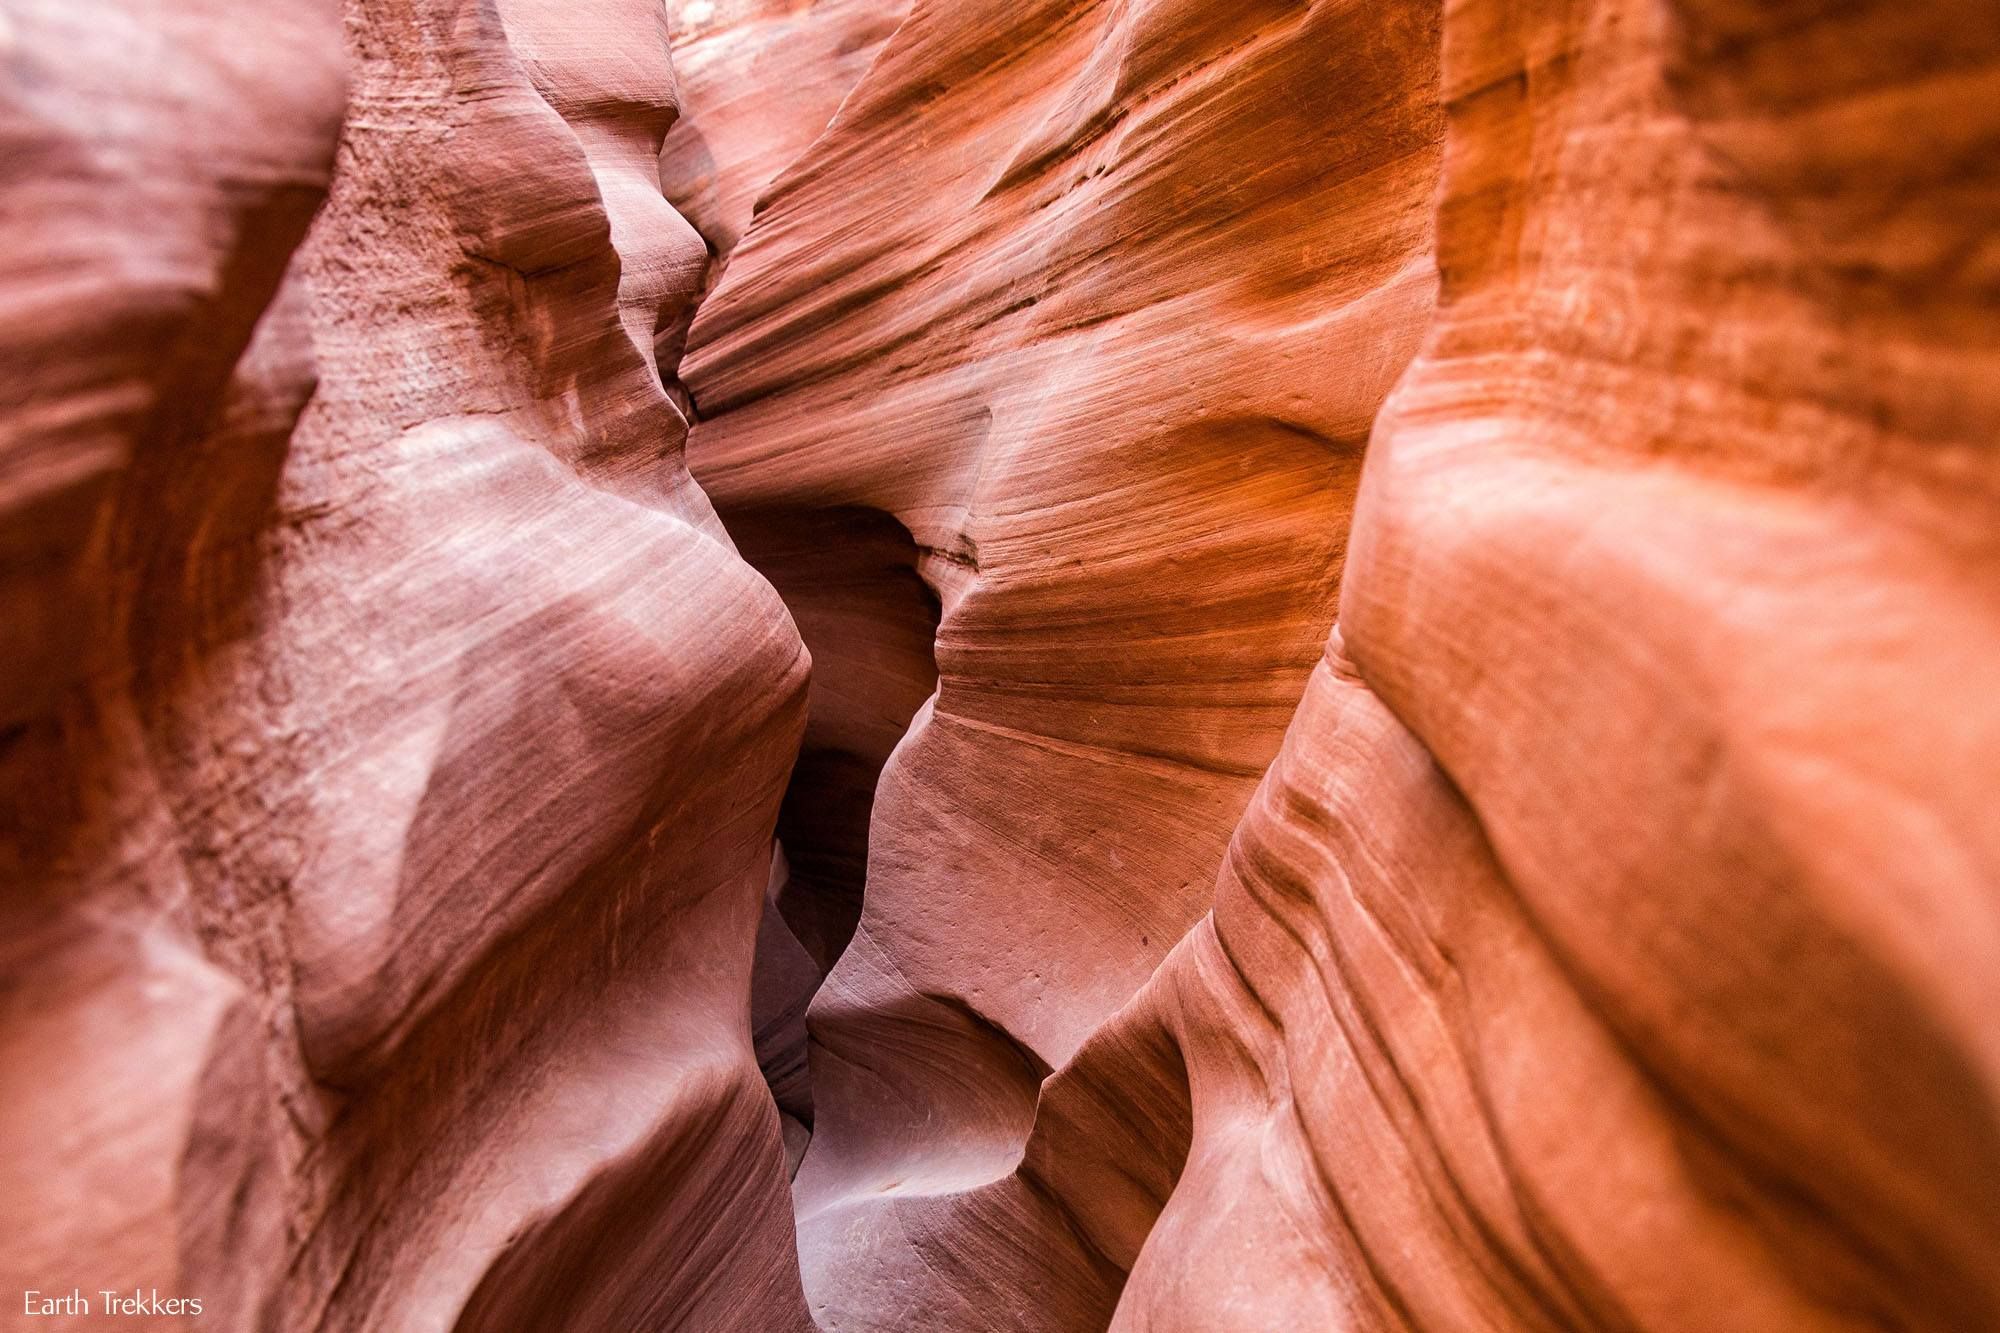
[676,8,1437,1326]
[1,0,1996,1331]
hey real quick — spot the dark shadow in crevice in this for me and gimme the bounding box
[728,505,942,1139]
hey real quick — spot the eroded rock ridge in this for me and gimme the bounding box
[2,0,1994,1329]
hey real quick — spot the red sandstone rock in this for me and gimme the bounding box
[5,0,1997,1328]
[1309,0,2000,1323]
[0,1,347,1320]
[685,0,2000,1326]
[661,0,910,265]
[681,0,1444,1323]
[3,1,815,1328]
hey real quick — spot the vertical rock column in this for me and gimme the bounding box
[2,0,820,1328]
[0,1,348,1321]
[1118,0,2000,1328]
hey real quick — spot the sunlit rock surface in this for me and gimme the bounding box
[1307,0,2000,1324]
[661,0,910,264]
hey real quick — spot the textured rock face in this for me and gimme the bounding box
[684,0,2000,1327]
[0,0,348,1318]
[2,0,814,1328]
[4,0,1997,1330]
[660,0,910,264]
[679,0,1444,1322]
[1311,0,2000,1323]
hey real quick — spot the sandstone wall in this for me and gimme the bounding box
[2,1,817,1328]
[684,0,2000,1327]
[678,0,1440,1323]
[2,0,1993,1329]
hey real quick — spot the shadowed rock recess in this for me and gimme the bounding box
[0,0,1993,1329]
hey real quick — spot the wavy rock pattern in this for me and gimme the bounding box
[660,0,911,265]
[681,0,1445,1324]
[3,0,815,1328]
[3,0,1995,1329]
[684,0,2000,1327]
[0,0,348,1319]
[1315,0,2000,1323]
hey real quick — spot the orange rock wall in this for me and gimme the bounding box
[684,0,2000,1327]
[2,0,1994,1329]
[680,0,1445,1324]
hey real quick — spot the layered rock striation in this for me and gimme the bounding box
[2,0,1995,1329]
[679,0,1446,1323]
[684,0,2000,1327]
[4,0,818,1328]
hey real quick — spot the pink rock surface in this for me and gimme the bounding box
[1,1,347,1322]
[660,0,911,264]
[3,0,815,1328]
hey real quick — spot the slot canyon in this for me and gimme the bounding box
[1,0,1995,1328]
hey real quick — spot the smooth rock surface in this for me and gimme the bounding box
[682,0,1444,1323]
[661,0,911,264]
[1,1,347,1320]
[1312,0,2000,1323]
[3,0,1995,1328]
[2,1,815,1328]
[685,0,2000,1327]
